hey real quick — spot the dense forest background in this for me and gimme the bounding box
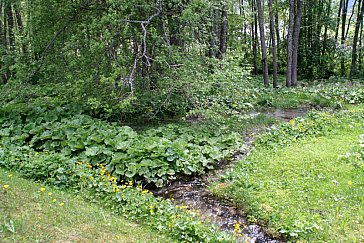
[0,0,363,120]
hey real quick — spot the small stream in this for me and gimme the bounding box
[153,108,311,242]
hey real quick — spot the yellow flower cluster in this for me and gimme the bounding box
[233,222,247,237]
[36,187,64,206]
[175,204,201,217]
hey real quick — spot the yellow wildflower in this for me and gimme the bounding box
[3,185,9,189]
[234,222,241,233]
[142,189,149,194]
[40,187,46,192]
[59,202,65,206]
[53,198,57,202]
[48,192,53,196]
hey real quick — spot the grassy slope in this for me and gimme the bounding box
[0,169,174,243]
[213,116,364,242]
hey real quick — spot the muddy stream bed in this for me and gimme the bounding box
[152,107,311,243]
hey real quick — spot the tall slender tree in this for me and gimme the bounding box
[322,0,332,58]
[350,0,364,76]
[251,0,258,75]
[359,13,364,71]
[268,0,278,87]
[286,0,295,87]
[256,0,269,86]
[341,0,350,75]
[217,2,228,60]
[291,0,303,86]
[0,1,4,84]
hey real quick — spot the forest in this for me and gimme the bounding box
[0,0,363,242]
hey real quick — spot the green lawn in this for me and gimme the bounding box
[0,169,174,243]
[212,114,364,242]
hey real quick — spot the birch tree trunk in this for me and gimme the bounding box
[251,0,258,75]
[322,0,332,58]
[256,0,269,86]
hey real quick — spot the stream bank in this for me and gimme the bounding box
[153,107,311,242]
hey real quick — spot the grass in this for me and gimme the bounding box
[0,169,174,243]
[256,90,333,109]
[212,114,364,242]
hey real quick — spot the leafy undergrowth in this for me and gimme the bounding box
[0,100,243,187]
[0,169,174,242]
[0,88,238,242]
[212,108,364,242]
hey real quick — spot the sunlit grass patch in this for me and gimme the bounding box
[212,111,364,242]
[0,169,174,242]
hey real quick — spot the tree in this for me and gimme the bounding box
[217,2,228,60]
[291,0,303,86]
[268,0,278,87]
[286,0,295,87]
[350,0,364,77]
[250,0,259,75]
[256,0,269,86]
[341,0,350,76]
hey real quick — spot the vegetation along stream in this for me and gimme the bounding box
[153,108,310,242]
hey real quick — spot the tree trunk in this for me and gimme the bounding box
[341,0,349,76]
[6,3,15,51]
[316,0,324,66]
[208,8,216,58]
[350,0,364,77]
[217,3,228,60]
[14,2,26,54]
[291,0,303,86]
[274,6,280,60]
[256,0,269,86]
[268,0,278,87]
[0,2,3,49]
[335,0,344,42]
[345,0,357,39]
[0,1,5,84]
[322,0,332,58]
[251,0,258,75]
[359,14,363,70]
[286,0,295,87]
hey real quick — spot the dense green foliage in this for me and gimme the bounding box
[0,84,243,188]
[0,81,245,242]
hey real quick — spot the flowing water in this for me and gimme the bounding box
[153,108,311,242]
